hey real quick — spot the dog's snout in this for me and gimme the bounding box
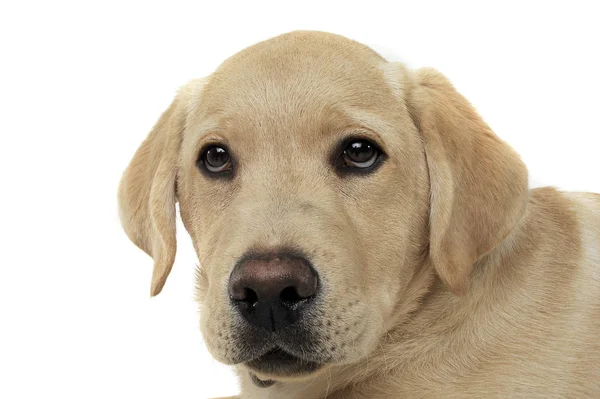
[228,253,319,331]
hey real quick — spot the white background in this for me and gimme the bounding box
[1,1,598,398]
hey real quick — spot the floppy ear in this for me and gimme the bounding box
[406,68,529,295]
[118,90,186,297]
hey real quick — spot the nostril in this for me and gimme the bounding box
[230,287,258,307]
[240,287,258,306]
[280,285,309,306]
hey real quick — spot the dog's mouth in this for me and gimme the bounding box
[245,347,323,379]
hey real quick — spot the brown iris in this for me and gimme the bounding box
[199,145,232,174]
[341,140,379,168]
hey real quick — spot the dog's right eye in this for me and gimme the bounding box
[197,145,233,175]
[335,137,386,175]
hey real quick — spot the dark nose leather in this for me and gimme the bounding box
[228,252,319,332]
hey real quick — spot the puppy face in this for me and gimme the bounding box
[119,31,528,382]
[178,36,430,379]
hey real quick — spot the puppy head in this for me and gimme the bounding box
[118,31,528,382]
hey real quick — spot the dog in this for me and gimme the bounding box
[118,31,600,398]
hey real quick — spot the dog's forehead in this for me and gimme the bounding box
[215,30,386,82]
[195,32,393,132]
[189,32,398,152]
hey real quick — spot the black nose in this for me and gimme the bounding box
[228,252,319,332]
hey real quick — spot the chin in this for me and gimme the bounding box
[244,347,328,382]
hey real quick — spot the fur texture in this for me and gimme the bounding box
[118,31,600,398]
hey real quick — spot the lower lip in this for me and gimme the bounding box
[246,348,322,376]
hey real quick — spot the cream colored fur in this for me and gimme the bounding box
[118,31,600,398]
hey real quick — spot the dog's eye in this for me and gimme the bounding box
[198,145,232,174]
[341,140,380,169]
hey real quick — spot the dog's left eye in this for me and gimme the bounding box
[341,139,381,169]
[197,145,233,175]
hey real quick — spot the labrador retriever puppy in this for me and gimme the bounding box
[118,31,600,398]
